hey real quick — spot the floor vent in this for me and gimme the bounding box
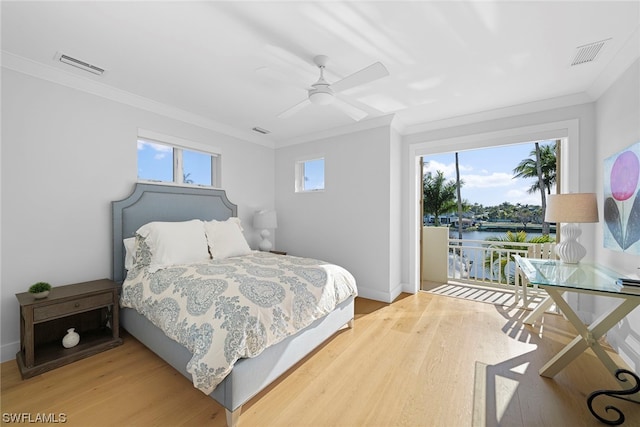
[55,52,105,75]
[571,38,610,66]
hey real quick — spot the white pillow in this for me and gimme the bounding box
[204,218,252,259]
[136,220,210,271]
[123,237,136,270]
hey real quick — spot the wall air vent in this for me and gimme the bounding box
[55,52,105,75]
[570,38,610,66]
[252,127,271,135]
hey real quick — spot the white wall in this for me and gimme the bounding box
[0,69,275,362]
[273,99,604,305]
[594,59,640,371]
[274,125,402,302]
[389,126,403,300]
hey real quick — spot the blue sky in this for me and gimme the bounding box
[423,140,556,207]
[138,140,212,185]
[137,138,553,205]
[304,158,325,190]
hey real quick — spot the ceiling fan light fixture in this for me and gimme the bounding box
[277,54,387,118]
[308,84,334,105]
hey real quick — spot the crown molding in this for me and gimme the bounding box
[402,92,593,136]
[587,26,640,100]
[390,114,407,135]
[1,51,275,149]
[275,114,397,148]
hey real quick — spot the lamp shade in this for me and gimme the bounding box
[545,193,599,223]
[254,210,278,229]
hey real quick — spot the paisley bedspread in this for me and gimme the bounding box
[120,251,357,394]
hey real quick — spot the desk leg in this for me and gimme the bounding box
[540,289,640,389]
[523,295,557,325]
[588,369,640,423]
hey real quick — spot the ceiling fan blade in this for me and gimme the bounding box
[332,98,368,121]
[332,62,389,93]
[278,98,311,119]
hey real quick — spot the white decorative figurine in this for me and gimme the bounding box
[62,328,80,348]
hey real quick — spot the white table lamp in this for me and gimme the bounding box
[545,193,599,264]
[254,210,278,251]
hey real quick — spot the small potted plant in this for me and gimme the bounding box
[29,282,52,299]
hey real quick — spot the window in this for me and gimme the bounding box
[295,157,325,192]
[182,149,213,186]
[137,132,220,187]
[137,140,174,182]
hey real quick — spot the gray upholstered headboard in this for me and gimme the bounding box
[111,183,237,283]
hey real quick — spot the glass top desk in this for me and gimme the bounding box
[514,256,640,385]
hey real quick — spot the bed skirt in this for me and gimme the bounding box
[120,295,355,413]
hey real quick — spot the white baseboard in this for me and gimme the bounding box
[356,282,406,304]
[1,341,19,363]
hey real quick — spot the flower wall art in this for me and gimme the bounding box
[603,142,640,254]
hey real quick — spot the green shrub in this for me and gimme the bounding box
[29,282,52,293]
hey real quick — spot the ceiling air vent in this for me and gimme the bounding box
[252,127,271,135]
[570,38,610,66]
[55,52,105,75]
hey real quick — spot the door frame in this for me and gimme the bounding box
[407,119,580,294]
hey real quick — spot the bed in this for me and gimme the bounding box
[112,183,356,427]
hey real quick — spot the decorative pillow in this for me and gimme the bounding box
[123,237,136,270]
[204,217,252,259]
[135,219,210,271]
[133,234,153,267]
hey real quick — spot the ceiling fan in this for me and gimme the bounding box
[277,55,389,121]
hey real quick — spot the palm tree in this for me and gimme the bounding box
[533,142,549,235]
[512,142,557,195]
[423,171,457,226]
[513,141,557,235]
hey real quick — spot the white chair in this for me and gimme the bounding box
[515,242,557,306]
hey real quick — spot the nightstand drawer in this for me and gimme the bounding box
[33,292,113,322]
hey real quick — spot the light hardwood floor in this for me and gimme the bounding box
[2,291,639,426]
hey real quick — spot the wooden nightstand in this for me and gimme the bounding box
[15,279,123,379]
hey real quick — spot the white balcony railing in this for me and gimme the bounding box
[447,238,531,289]
[422,227,554,311]
[422,227,552,300]
[445,237,556,311]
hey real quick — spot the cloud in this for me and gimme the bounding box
[423,160,472,178]
[425,160,515,189]
[138,140,172,160]
[423,156,547,206]
[506,188,542,205]
[463,172,514,189]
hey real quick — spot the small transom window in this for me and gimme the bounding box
[295,157,325,192]
[137,132,220,187]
